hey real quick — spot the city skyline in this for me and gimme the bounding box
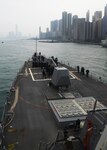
[0,0,107,38]
[39,4,107,42]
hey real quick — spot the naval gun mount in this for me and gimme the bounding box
[51,67,71,88]
[32,52,71,88]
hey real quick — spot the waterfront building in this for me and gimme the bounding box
[46,28,51,39]
[102,4,107,39]
[78,18,86,41]
[86,10,90,22]
[85,10,90,41]
[51,20,59,32]
[92,19,102,42]
[92,21,97,41]
[104,4,107,16]
[97,19,102,41]
[58,19,62,39]
[40,32,46,39]
[68,13,72,40]
[72,15,78,41]
[94,11,102,21]
[62,11,68,41]
[39,27,47,39]
[50,20,59,39]
[102,16,107,39]
[39,26,42,39]
[88,22,93,41]
[92,11,102,41]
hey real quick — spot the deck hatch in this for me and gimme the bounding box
[49,97,107,124]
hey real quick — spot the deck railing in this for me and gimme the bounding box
[59,60,107,85]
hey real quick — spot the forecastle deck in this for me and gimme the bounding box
[3,55,107,150]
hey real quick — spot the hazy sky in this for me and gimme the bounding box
[0,0,107,37]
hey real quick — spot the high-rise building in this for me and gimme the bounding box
[72,15,78,41]
[51,20,59,32]
[58,19,62,38]
[88,22,93,41]
[62,11,68,40]
[46,27,50,39]
[39,26,41,39]
[97,19,102,40]
[104,4,107,16]
[68,13,72,40]
[92,21,97,41]
[94,11,102,21]
[85,10,90,41]
[86,10,90,22]
[50,20,59,39]
[92,11,102,41]
[78,18,86,41]
[102,4,107,39]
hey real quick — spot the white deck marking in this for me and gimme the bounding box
[33,73,42,75]
[29,68,35,81]
[58,93,63,97]
[69,71,81,81]
[29,68,51,82]
[34,79,51,82]
[10,87,19,112]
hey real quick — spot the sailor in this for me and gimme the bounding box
[82,67,85,75]
[77,66,80,73]
[81,67,85,75]
[42,68,46,78]
[75,119,80,131]
[86,70,89,77]
[55,57,58,65]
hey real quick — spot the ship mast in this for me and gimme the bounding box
[36,36,37,54]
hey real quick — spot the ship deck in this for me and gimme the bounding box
[4,57,107,150]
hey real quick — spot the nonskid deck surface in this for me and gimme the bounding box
[4,59,107,150]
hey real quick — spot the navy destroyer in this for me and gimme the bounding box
[1,47,107,150]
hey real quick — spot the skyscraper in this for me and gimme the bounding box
[50,20,59,39]
[72,15,78,41]
[62,11,68,41]
[39,26,41,39]
[58,19,62,38]
[102,4,107,39]
[85,10,90,41]
[92,11,102,41]
[94,11,102,21]
[51,20,59,32]
[86,10,90,22]
[104,4,107,16]
[97,19,102,40]
[78,18,86,41]
[68,13,72,40]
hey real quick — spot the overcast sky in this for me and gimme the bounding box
[0,0,107,37]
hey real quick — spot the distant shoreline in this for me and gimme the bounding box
[38,40,101,45]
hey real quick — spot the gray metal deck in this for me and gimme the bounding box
[4,58,107,150]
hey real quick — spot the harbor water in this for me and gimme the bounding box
[0,39,107,110]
